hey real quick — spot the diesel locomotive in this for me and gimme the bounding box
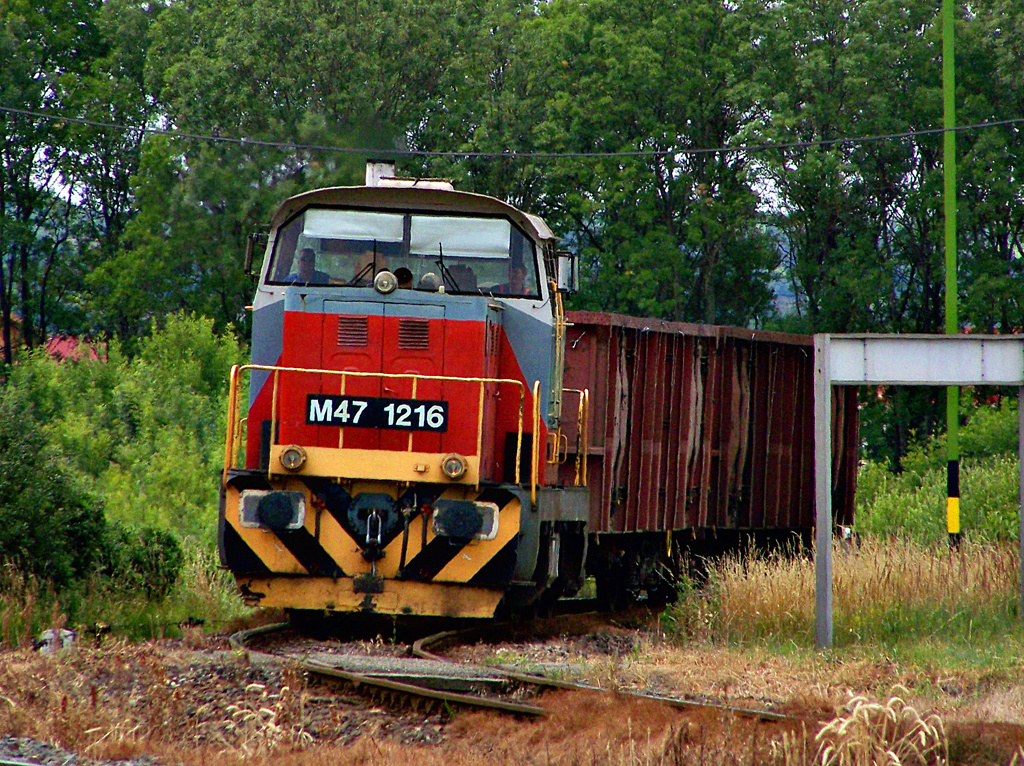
[219,162,858,618]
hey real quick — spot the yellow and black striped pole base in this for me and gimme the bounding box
[947,459,961,548]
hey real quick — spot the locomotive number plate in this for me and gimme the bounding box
[306,395,448,432]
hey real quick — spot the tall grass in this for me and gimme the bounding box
[671,538,1022,648]
[68,539,256,641]
[1,541,254,648]
[0,564,62,648]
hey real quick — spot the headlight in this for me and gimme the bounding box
[374,269,398,294]
[279,444,307,471]
[441,452,468,480]
[239,490,306,531]
[432,499,499,540]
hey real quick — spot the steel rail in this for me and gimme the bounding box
[232,616,800,723]
[229,623,547,717]
[412,625,795,723]
[301,659,545,717]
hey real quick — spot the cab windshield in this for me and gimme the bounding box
[267,208,539,297]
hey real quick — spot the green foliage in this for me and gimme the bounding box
[6,312,245,539]
[6,0,1024,350]
[0,0,155,351]
[2,539,253,648]
[856,397,1021,544]
[100,522,183,599]
[959,397,1020,458]
[0,312,249,640]
[0,387,106,587]
[513,0,778,326]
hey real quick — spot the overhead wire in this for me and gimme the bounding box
[1,104,1023,161]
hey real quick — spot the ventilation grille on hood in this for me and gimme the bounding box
[399,319,430,350]
[337,316,369,346]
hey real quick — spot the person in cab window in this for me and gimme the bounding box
[286,248,330,285]
[497,261,531,296]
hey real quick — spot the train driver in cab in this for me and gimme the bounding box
[285,248,331,285]
[496,260,532,296]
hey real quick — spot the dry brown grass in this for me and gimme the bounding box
[5,537,1024,765]
[0,643,792,766]
[815,692,947,766]
[4,637,1024,765]
[0,639,313,762]
[707,538,1020,644]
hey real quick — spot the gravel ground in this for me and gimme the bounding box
[5,614,1024,766]
[0,735,163,766]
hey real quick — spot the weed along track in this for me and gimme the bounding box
[5,612,1024,765]
[229,612,797,723]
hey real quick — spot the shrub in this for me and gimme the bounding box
[101,522,184,598]
[856,456,1019,544]
[0,387,106,588]
[4,312,246,540]
[856,395,1021,544]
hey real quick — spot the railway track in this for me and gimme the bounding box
[229,612,796,722]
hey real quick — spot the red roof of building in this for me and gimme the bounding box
[43,335,105,362]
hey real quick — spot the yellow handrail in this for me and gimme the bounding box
[223,364,530,486]
[560,388,590,487]
[222,364,241,485]
[531,380,541,505]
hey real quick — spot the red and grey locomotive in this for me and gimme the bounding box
[219,163,858,618]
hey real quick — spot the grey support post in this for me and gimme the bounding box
[814,335,833,650]
[814,334,1024,650]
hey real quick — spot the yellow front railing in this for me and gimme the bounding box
[223,363,531,488]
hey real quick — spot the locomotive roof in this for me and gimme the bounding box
[271,186,556,244]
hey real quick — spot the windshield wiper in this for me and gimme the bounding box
[348,239,380,286]
[435,243,460,291]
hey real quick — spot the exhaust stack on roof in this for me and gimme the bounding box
[365,161,396,187]
[364,161,454,191]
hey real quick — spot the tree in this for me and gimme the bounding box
[956,1,1024,333]
[0,0,99,360]
[0,0,158,353]
[512,0,777,325]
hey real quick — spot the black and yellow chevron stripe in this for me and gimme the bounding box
[219,474,523,617]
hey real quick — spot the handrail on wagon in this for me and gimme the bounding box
[223,363,530,487]
[562,388,589,487]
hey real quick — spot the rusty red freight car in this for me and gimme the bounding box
[557,312,858,607]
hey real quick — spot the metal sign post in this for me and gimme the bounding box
[814,334,1024,649]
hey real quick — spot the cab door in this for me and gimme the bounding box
[379,304,445,454]
[319,301,385,450]
[317,302,446,453]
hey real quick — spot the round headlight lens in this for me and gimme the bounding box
[441,452,468,480]
[280,445,307,471]
[374,269,398,294]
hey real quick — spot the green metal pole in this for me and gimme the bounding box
[942,0,960,547]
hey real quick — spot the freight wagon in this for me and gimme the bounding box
[558,312,858,608]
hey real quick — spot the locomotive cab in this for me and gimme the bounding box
[219,164,590,618]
